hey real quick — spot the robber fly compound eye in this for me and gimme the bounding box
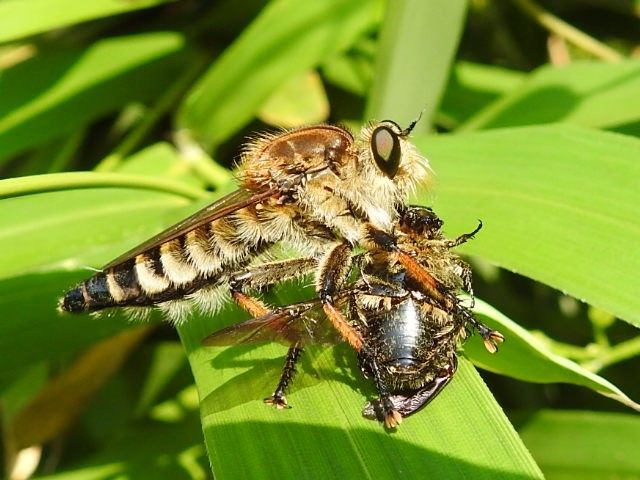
[371,124,402,179]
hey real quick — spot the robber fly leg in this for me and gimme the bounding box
[366,226,446,303]
[454,259,475,307]
[265,343,304,409]
[229,257,318,317]
[317,242,366,352]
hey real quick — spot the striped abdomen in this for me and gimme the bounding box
[60,211,274,314]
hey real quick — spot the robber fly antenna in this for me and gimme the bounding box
[402,110,425,136]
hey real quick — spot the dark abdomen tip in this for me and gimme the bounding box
[59,287,87,313]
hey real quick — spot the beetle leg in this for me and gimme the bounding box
[458,308,505,353]
[362,356,457,420]
[446,220,483,248]
[363,354,403,429]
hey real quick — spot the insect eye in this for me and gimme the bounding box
[371,126,401,178]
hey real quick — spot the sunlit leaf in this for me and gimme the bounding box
[0,0,175,44]
[459,60,640,132]
[415,125,640,328]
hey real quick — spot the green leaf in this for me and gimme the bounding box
[365,0,467,131]
[0,0,175,44]
[321,38,376,96]
[178,307,542,479]
[0,185,192,376]
[0,32,190,164]
[257,70,329,128]
[35,407,208,479]
[439,61,525,128]
[458,60,640,132]
[414,125,640,328]
[513,410,640,480]
[465,299,639,410]
[177,0,383,149]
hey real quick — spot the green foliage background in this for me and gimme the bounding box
[0,1,639,479]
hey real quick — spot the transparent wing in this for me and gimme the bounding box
[202,296,349,347]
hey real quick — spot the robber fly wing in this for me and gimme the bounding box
[103,188,275,269]
[202,293,354,347]
[202,299,324,346]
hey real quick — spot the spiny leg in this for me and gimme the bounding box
[366,225,504,353]
[229,256,319,319]
[458,306,504,353]
[264,343,303,409]
[317,242,400,428]
[363,356,457,420]
[445,220,483,248]
[227,257,318,407]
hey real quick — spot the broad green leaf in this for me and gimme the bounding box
[0,32,190,164]
[0,186,192,376]
[459,60,640,132]
[257,70,329,128]
[365,0,467,132]
[178,0,383,149]
[414,125,640,328]
[439,61,525,128]
[179,305,542,479]
[513,410,640,480]
[0,0,175,44]
[465,300,639,410]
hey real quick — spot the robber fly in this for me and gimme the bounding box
[203,206,504,429]
[59,120,428,325]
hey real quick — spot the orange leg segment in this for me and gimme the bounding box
[232,291,269,317]
[323,302,364,352]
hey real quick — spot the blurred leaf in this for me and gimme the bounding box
[8,326,150,451]
[459,60,640,131]
[135,342,189,417]
[321,37,376,96]
[178,306,542,480]
[115,142,206,187]
[513,410,640,480]
[0,187,195,377]
[257,70,329,128]
[0,32,190,164]
[578,0,640,18]
[439,61,525,128]
[415,125,640,328]
[365,0,467,131]
[0,0,175,44]
[465,299,639,410]
[0,186,193,279]
[34,410,208,480]
[178,0,383,149]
